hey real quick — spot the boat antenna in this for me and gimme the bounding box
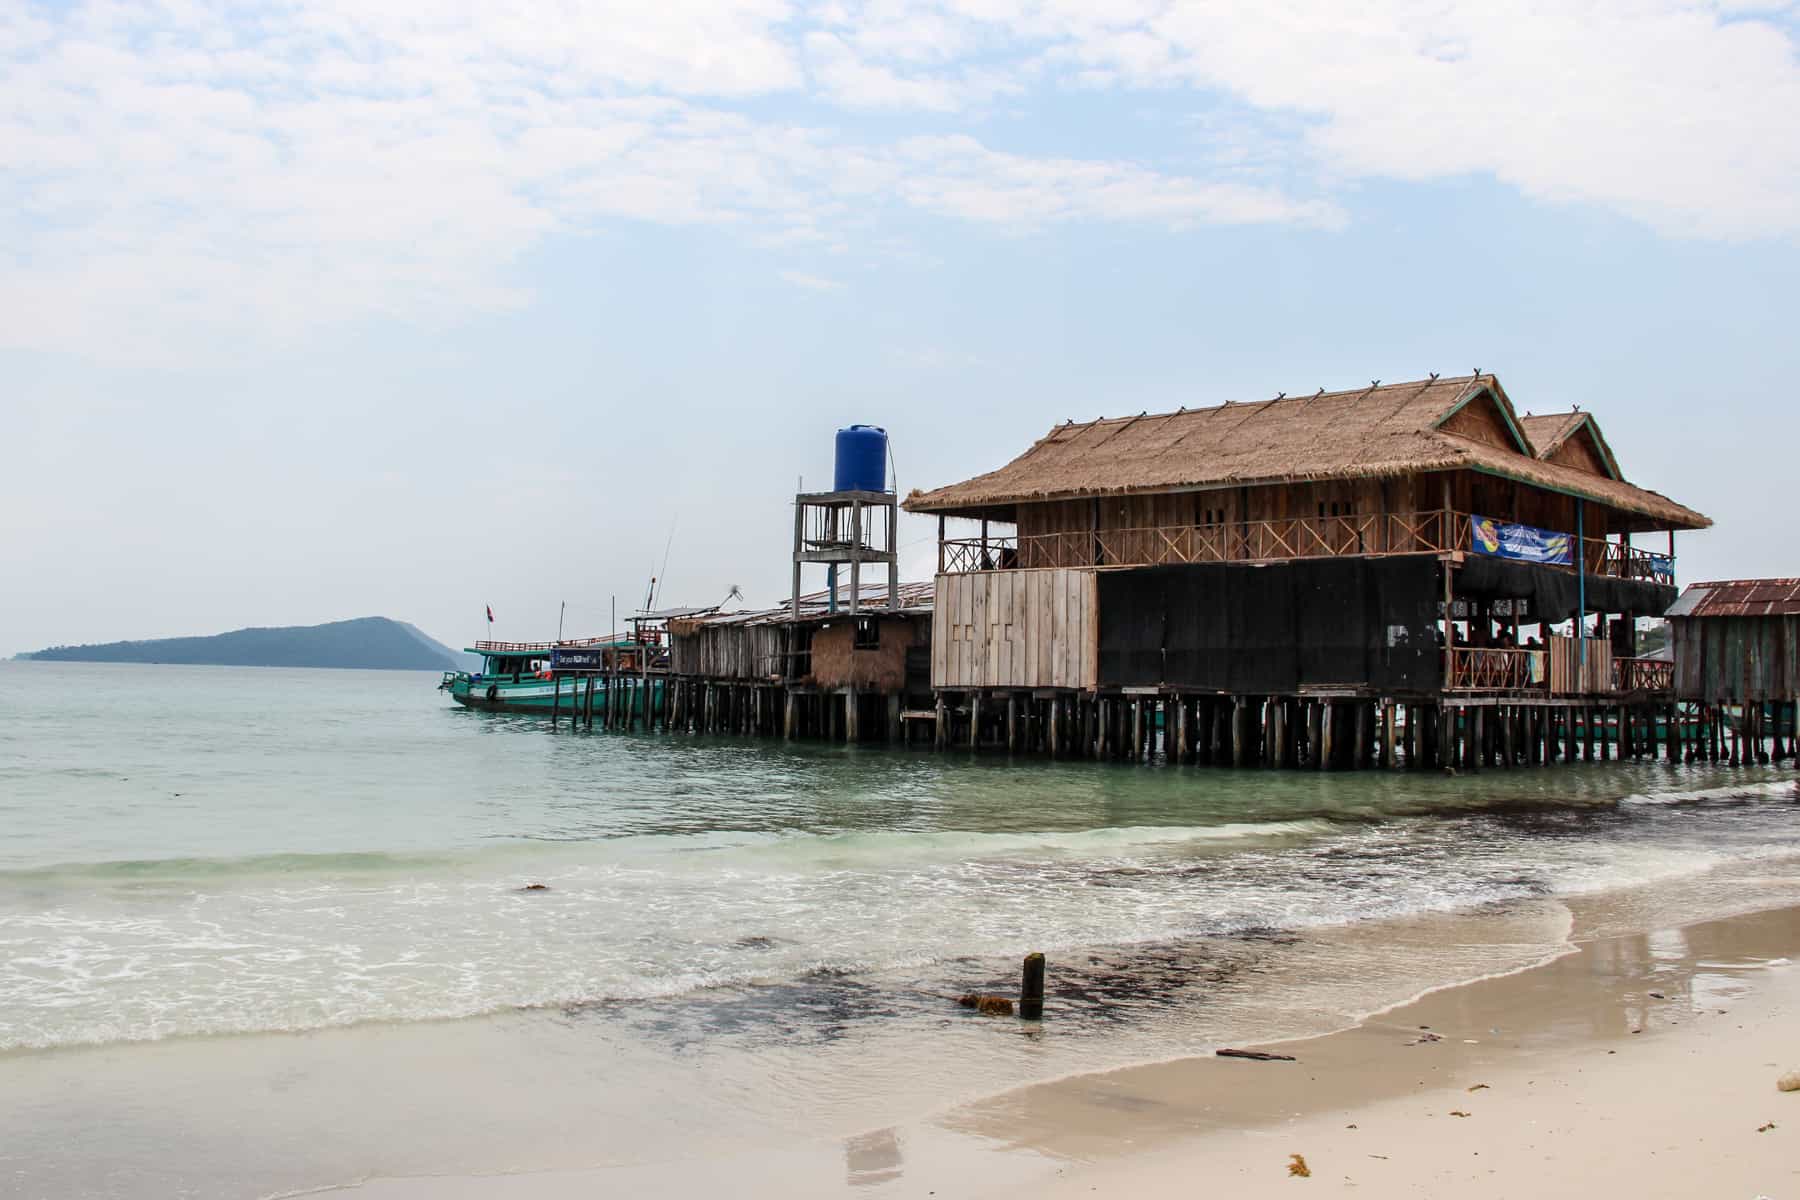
[652,517,678,610]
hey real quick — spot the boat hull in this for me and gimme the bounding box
[443,674,658,717]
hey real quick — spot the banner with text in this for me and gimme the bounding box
[551,647,609,671]
[1470,515,1574,566]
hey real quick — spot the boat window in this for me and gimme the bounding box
[854,616,879,649]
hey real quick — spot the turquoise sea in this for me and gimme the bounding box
[2,660,1797,1197]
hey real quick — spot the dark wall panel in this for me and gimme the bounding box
[1098,559,1442,694]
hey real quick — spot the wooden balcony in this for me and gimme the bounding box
[938,510,1671,584]
[1614,656,1674,693]
[1447,646,1541,692]
[1442,642,1672,698]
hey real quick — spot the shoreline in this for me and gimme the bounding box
[952,901,1800,1198]
[302,891,1800,1199]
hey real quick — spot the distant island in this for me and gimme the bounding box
[17,617,468,671]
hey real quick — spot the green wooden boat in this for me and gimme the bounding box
[440,637,665,716]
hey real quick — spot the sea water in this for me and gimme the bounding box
[2,661,1797,1197]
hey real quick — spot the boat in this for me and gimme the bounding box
[439,634,664,715]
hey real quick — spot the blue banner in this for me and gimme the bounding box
[1647,553,1675,584]
[1470,515,1574,566]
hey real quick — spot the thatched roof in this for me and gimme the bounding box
[1519,410,1620,479]
[904,374,1707,530]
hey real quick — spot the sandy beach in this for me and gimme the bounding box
[975,903,1800,1199]
[302,894,1800,1200]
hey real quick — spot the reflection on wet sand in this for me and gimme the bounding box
[843,1127,904,1186]
[938,903,1800,1165]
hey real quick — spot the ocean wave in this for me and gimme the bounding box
[1619,779,1800,807]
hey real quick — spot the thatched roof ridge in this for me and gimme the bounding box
[904,374,1707,530]
[1520,410,1621,479]
[1520,411,1585,454]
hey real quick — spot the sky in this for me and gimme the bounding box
[4,0,1799,655]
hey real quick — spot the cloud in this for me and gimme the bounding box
[3,0,1795,362]
[1023,0,1800,240]
[780,269,845,290]
[894,133,1346,229]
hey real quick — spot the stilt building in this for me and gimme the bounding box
[902,374,1713,768]
[1667,578,1800,764]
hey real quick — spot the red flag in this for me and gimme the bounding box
[486,605,494,624]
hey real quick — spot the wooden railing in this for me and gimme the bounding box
[939,510,1464,574]
[474,635,616,654]
[1582,540,1670,585]
[938,510,1670,584]
[1447,647,1542,692]
[1614,657,1674,693]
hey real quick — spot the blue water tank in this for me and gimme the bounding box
[833,425,888,492]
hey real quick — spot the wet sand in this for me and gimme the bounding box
[310,897,1800,1199]
[960,902,1800,1198]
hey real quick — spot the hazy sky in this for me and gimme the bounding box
[5,1,1799,656]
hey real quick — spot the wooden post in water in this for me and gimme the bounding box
[1318,700,1334,771]
[1020,952,1046,1021]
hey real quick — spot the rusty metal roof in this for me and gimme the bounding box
[670,581,936,629]
[1668,579,1800,619]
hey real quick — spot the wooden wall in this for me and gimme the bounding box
[932,568,1097,690]
[1438,394,1522,451]
[1546,432,1608,477]
[668,620,791,680]
[1548,635,1614,695]
[1673,616,1799,702]
[811,615,926,691]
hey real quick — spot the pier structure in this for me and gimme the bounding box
[664,582,936,742]
[532,374,1790,769]
[898,373,1736,769]
[1667,578,1800,764]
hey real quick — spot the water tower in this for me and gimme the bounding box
[792,426,899,618]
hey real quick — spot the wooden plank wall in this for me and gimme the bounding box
[668,622,789,680]
[932,568,1097,690]
[1549,634,1613,695]
[1672,615,1798,703]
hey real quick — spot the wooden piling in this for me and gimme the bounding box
[1231,698,1246,767]
[1020,952,1046,1021]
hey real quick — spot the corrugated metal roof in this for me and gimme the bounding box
[673,581,936,629]
[637,605,720,620]
[1669,579,1800,618]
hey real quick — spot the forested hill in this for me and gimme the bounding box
[20,617,464,670]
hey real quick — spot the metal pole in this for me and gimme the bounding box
[1577,500,1586,680]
